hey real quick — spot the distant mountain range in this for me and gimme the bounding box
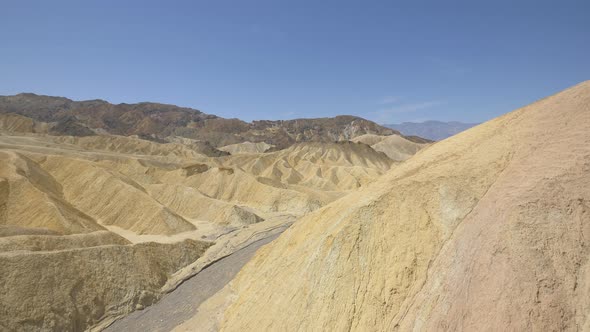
[384,120,478,141]
[0,93,409,150]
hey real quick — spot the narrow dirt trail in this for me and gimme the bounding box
[103,233,281,332]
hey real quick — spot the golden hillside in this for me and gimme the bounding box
[0,122,417,330]
[177,81,590,331]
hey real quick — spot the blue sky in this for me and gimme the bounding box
[1,0,588,124]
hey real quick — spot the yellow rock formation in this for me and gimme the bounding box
[0,121,410,330]
[177,81,590,331]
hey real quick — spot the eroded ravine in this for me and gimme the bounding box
[102,232,282,332]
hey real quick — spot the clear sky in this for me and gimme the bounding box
[1,0,588,124]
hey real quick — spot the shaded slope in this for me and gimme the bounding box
[179,81,590,331]
[0,151,104,235]
[0,239,210,332]
[39,156,196,236]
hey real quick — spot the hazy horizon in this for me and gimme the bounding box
[0,90,483,125]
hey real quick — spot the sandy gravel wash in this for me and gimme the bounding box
[102,234,281,332]
[95,215,293,331]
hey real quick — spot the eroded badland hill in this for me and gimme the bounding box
[0,95,429,331]
[176,81,590,331]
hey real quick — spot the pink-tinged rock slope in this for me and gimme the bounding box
[178,81,590,331]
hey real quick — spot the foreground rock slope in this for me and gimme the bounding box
[177,81,590,331]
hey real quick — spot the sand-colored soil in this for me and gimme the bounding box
[177,81,590,331]
[0,118,413,330]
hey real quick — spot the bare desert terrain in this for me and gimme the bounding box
[176,81,590,331]
[2,82,589,332]
[0,107,426,331]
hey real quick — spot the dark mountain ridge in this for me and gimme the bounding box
[0,93,404,149]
